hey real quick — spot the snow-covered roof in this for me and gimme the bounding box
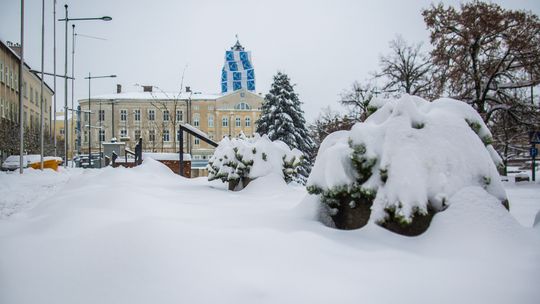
[0,39,55,94]
[143,152,192,161]
[87,91,221,102]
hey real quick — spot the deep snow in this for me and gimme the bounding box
[0,160,539,304]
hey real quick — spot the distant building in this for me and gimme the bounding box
[78,39,264,164]
[0,39,54,160]
[54,111,77,159]
[221,38,256,94]
[78,85,264,161]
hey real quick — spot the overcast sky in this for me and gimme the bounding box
[1,0,539,121]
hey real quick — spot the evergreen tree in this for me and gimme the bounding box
[256,72,314,182]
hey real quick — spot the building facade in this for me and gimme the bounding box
[78,86,264,161]
[0,40,54,161]
[54,111,77,159]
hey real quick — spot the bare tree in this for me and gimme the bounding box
[310,107,356,147]
[376,36,438,98]
[423,1,540,124]
[339,81,380,121]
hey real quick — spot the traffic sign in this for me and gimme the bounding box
[529,131,540,144]
[531,147,538,158]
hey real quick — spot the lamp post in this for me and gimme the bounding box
[84,74,116,168]
[58,5,111,167]
[18,0,24,174]
[39,0,45,170]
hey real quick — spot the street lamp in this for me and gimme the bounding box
[58,4,112,167]
[84,74,116,168]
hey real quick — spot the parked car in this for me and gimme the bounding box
[1,155,29,171]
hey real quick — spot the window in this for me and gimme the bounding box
[235,117,241,127]
[149,130,155,141]
[176,110,183,122]
[208,105,214,111]
[23,82,27,98]
[4,66,7,84]
[9,69,13,89]
[148,109,155,121]
[163,110,169,121]
[163,130,170,142]
[35,92,38,105]
[120,128,127,138]
[245,117,251,127]
[134,109,140,121]
[208,115,214,127]
[222,117,228,127]
[193,114,200,127]
[60,128,65,135]
[120,109,127,121]
[30,87,34,103]
[0,61,3,83]
[99,110,105,121]
[194,138,200,145]
[234,102,251,110]
[135,129,141,140]
[99,130,105,141]
[14,73,18,92]
[193,105,199,110]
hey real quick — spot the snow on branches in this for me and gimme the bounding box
[307,95,508,235]
[208,134,304,191]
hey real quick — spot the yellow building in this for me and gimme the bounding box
[78,85,264,161]
[0,39,54,160]
[54,111,78,159]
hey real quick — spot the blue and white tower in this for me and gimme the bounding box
[221,37,255,94]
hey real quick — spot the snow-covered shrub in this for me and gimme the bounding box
[307,95,508,235]
[208,134,303,191]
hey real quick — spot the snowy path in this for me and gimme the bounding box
[0,160,539,304]
[505,182,540,227]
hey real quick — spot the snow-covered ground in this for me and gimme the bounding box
[0,160,539,304]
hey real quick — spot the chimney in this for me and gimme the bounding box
[6,41,22,57]
[116,84,122,93]
[186,86,191,93]
[143,85,153,92]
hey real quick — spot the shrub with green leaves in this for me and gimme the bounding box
[208,134,303,191]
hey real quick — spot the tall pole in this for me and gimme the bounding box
[18,0,25,174]
[71,24,75,167]
[111,102,115,138]
[99,101,102,168]
[53,0,57,156]
[40,0,45,170]
[63,4,68,167]
[88,72,91,168]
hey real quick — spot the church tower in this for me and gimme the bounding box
[221,37,255,94]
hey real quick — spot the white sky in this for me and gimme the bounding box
[1,0,539,122]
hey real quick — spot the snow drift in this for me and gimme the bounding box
[208,134,303,190]
[307,95,508,235]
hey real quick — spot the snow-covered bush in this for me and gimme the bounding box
[208,134,303,191]
[307,95,508,235]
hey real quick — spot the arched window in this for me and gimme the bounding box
[245,117,251,127]
[234,102,251,110]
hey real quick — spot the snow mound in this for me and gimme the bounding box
[307,95,507,229]
[208,134,303,190]
[133,157,177,176]
[427,187,520,237]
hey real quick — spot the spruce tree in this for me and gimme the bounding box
[256,72,314,183]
